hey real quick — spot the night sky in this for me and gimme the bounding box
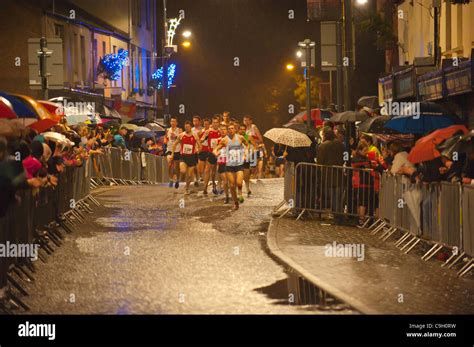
[163,0,316,131]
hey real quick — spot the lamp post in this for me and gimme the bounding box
[298,39,316,127]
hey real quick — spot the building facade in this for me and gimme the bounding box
[0,0,158,120]
[379,0,474,128]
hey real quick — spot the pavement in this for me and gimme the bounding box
[16,178,352,314]
[267,216,474,314]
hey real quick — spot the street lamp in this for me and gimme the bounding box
[298,39,316,127]
[296,51,303,58]
[182,30,192,38]
[182,41,191,48]
[286,63,295,71]
[356,0,368,4]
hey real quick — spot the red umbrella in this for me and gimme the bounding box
[28,118,59,134]
[408,125,468,164]
[38,100,63,121]
[0,96,18,119]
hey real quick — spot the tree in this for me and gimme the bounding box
[292,72,319,110]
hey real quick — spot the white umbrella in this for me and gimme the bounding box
[264,128,312,148]
[135,126,151,132]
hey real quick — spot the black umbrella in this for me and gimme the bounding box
[437,130,474,159]
[133,130,155,139]
[103,120,120,130]
[357,115,399,134]
[145,122,165,132]
[330,110,369,123]
[357,96,379,110]
[102,105,122,120]
[128,118,148,126]
[283,122,319,139]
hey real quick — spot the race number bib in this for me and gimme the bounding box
[210,138,218,149]
[183,144,193,155]
[228,149,238,161]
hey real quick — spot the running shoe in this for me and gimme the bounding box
[356,218,365,228]
[203,190,208,196]
[212,183,218,195]
[194,180,199,187]
[238,195,244,204]
[247,191,252,197]
[233,202,239,210]
[168,181,173,188]
[218,189,224,195]
[224,197,230,204]
[175,181,179,189]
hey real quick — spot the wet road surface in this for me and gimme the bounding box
[19,179,353,314]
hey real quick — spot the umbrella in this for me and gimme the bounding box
[121,123,139,131]
[42,131,74,147]
[102,105,122,119]
[133,130,155,139]
[145,122,165,132]
[0,119,15,137]
[28,118,58,133]
[263,128,312,148]
[330,110,369,123]
[127,118,148,126]
[104,120,121,130]
[0,92,36,118]
[357,96,379,110]
[384,102,459,134]
[407,125,468,164]
[285,108,333,128]
[145,122,165,131]
[38,100,63,120]
[283,122,319,138]
[358,115,398,134]
[0,96,18,119]
[135,126,151,132]
[437,130,474,159]
[374,133,415,146]
[11,94,57,121]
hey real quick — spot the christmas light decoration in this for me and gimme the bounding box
[151,63,177,90]
[167,18,182,46]
[98,48,129,81]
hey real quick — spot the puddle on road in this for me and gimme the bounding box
[255,273,356,313]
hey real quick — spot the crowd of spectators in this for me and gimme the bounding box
[0,122,164,217]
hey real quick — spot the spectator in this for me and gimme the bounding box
[389,142,415,175]
[317,128,345,225]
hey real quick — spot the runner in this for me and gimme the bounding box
[216,125,230,203]
[200,116,220,196]
[191,115,203,186]
[239,124,257,197]
[164,116,182,188]
[171,121,202,195]
[214,123,248,210]
[243,115,264,180]
[221,111,231,127]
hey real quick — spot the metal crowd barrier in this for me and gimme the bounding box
[292,162,380,220]
[281,162,473,276]
[90,147,168,184]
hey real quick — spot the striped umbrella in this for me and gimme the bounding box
[0,96,17,119]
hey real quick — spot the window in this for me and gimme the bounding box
[80,35,86,84]
[146,50,151,89]
[92,39,98,81]
[133,0,142,27]
[138,48,143,89]
[145,0,151,30]
[102,41,106,57]
[131,45,136,91]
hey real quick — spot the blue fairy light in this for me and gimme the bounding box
[151,63,177,90]
[98,48,129,81]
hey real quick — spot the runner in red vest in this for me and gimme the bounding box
[171,121,201,195]
[200,115,221,196]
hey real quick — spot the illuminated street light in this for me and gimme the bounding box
[356,0,368,5]
[182,41,191,48]
[286,63,295,71]
[296,51,303,58]
[182,30,192,38]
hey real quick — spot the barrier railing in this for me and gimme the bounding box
[0,148,169,311]
[292,162,380,220]
[281,162,473,276]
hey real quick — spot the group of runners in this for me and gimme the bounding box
[164,112,266,210]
